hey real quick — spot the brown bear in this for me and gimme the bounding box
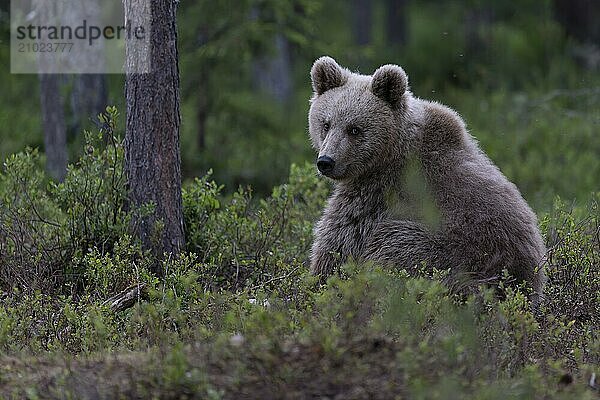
[308,56,546,304]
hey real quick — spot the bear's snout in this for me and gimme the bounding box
[316,156,335,175]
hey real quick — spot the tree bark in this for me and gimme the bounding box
[123,0,185,267]
[39,74,67,181]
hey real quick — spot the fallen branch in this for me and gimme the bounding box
[103,283,147,313]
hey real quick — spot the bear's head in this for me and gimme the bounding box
[308,56,410,181]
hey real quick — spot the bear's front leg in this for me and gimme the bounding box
[309,240,341,278]
[309,215,347,278]
[309,210,371,280]
[363,219,435,272]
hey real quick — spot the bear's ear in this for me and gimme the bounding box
[311,56,347,95]
[371,64,408,107]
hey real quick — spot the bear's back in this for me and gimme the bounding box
[417,100,546,290]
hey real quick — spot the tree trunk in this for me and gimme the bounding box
[197,99,207,151]
[352,0,372,46]
[123,0,185,268]
[554,0,600,44]
[71,74,108,135]
[196,70,208,150]
[385,0,408,46]
[253,34,293,104]
[64,0,107,135]
[464,6,494,57]
[35,0,67,181]
[39,74,67,181]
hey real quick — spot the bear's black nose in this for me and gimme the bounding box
[317,156,335,174]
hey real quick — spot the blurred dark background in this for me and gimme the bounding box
[0,0,598,210]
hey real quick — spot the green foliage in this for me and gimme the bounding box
[0,107,141,294]
[0,261,597,398]
[183,162,328,292]
[0,148,67,289]
[0,130,598,396]
[54,108,129,253]
[539,195,600,367]
[80,235,152,298]
[0,290,119,353]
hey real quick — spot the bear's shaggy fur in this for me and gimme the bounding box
[308,56,546,302]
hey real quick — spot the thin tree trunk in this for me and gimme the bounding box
[65,0,107,135]
[352,0,372,46]
[35,0,67,181]
[385,0,408,46]
[39,74,67,181]
[197,101,207,150]
[554,0,600,44]
[71,74,108,134]
[464,6,494,58]
[253,34,293,104]
[197,70,208,150]
[123,0,185,268]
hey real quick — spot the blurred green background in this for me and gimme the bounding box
[0,0,598,210]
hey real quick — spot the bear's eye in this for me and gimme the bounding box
[347,126,361,136]
[323,122,330,132]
